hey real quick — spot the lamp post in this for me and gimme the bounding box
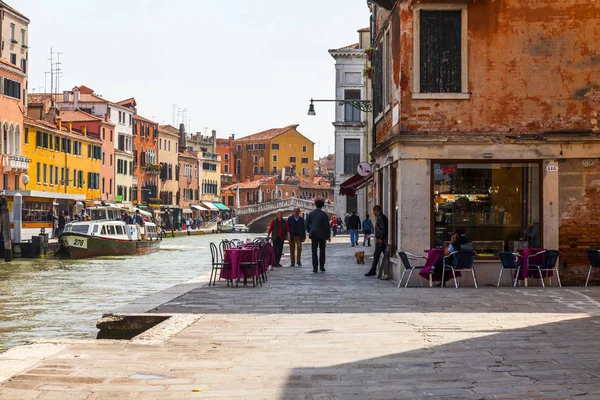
[307,98,372,116]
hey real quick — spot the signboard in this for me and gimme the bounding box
[546,165,558,172]
[357,162,373,177]
[65,236,88,249]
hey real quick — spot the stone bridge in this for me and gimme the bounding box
[236,198,335,231]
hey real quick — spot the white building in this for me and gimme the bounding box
[329,27,372,219]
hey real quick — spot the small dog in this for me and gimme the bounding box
[355,251,365,264]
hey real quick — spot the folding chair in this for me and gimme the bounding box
[442,250,477,288]
[497,252,522,287]
[585,249,600,287]
[397,251,426,288]
[528,250,561,287]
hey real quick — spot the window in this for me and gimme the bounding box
[413,5,469,98]
[302,145,307,153]
[3,78,21,99]
[20,58,26,74]
[21,29,25,45]
[224,153,229,160]
[102,152,105,165]
[202,162,217,171]
[42,132,48,149]
[43,164,47,184]
[302,168,310,176]
[55,167,58,186]
[273,166,278,173]
[49,135,53,150]
[55,136,60,151]
[88,144,92,159]
[432,162,541,253]
[253,144,259,150]
[224,164,229,173]
[49,165,53,185]
[346,195,358,214]
[110,154,113,166]
[36,162,40,183]
[102,178,105,193]
[10,23,15,41]
[236,144,241,152]
[110,130,113,142]
[60,168,64,184]
[302,158,308,164]
[273,155,278,162]
[253,166,258,174]
[344,90,362,122]
[102,128,106,140]
[343,139,360,174]
[24,127,28,144]
[254,155,259,163]
[290,156,296,163]
[246,144,252,151]
[9,53,16,65]
[109,179,112,194]
[271,143,279,150]
[36,131,42,147]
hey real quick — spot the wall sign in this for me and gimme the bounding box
[357,162,373,177]
[546,165,559,172]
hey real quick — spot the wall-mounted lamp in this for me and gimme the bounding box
[307,98,372,116]
[483,152,493,158]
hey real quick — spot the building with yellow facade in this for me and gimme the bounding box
[232,125,315,181]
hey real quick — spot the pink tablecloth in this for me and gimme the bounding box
[517,248,553,280]
[419,249,462,282]
[220,244,275,280]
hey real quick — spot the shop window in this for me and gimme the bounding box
[432,162,541,255]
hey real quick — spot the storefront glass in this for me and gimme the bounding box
[432,162,541,256]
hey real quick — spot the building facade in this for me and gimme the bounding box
[158,124,179,206]
[132,114,159,205]
[177,151,200,211]
[369,0,600,284]
[199,151,221,203]
[58,109,115,201]
[232,125,315,181]
[0,1,29,105]
[329,28,372,218]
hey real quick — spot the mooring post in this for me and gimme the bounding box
[1,197,13,262]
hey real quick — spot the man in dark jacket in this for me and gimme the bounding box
[268,210,290,268]
[305,199,331,273]
[347,210,361,247]
[287,207,306,267]
[365,205,388,277]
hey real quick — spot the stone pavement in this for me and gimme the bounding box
[1,237,600,399]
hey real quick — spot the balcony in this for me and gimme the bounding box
[3,154,29,173]
[202,152,219,160]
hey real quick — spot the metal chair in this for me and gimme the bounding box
[238,245,267,288]
[442,251,477,288]
[209,242,232,287]
[397,251,426,288]
[585,249,600,287]
[528,250,561,287]
[497,252,522,287]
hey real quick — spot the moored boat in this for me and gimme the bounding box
[57,206,161,259]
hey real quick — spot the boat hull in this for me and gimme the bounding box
[58,232,161,259]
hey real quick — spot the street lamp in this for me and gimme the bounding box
[307,98,372,116]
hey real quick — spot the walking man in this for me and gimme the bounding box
[362,213,373,246]
[305,199,331,273]
[365,205,388,277]
[347,210,361,247]
[268,210,290,268]
[287,207,306,267]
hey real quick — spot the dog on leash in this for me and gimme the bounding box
[355,251,365,264]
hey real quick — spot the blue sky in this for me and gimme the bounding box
[18,0,369,157]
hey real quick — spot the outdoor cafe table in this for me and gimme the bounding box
[419,248,462,287]
[516,248,551,287]
[220,243,275,283]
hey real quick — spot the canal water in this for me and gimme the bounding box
[0,233,247,352]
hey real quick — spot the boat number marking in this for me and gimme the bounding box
[70,237,88,249]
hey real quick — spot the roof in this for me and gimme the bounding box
[133,114,157,125]
[223,176,277,191]
[337,43,360,50]
[216,138,231,146]
[23,116,103,144]
[234,124,307,143]
[117,98,137,108]
[59,109,102,123]
[358,27,370,32]
[179,151,198,160]
[0,1,29,22]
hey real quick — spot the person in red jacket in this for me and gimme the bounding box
[268,210,290,268]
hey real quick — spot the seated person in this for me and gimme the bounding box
[444,227,474,256]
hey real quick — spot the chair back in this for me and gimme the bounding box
[221,239,233,250]
[498,252,519,269]
[453,251,476,270]
[542,250,560,269]
[587,249,600,268]
[210,242,219,265]
[398,252,413,270]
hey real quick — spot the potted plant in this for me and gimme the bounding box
[364,47,375,61]
[363,66,374,80]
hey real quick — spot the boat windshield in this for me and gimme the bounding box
[71,224,89,233]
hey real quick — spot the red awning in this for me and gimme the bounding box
[339,173,373,196]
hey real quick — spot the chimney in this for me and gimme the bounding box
[82,126,87,137]
[56,118,62,131]
[67,122,72,133]
[73,87,80,109]
[179,123,186,149]
[63,91,71,102]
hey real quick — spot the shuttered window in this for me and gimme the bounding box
[419,11,462,93]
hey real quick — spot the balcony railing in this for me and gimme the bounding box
[202,152,219,160]
[3,154,30,173]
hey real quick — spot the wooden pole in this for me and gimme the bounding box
[1,197,13,262]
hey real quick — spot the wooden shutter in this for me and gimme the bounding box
[420,10,461,93]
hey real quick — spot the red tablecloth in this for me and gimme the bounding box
[419,249,462,282]
[220,244,274,280]
[517,248,553,281]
